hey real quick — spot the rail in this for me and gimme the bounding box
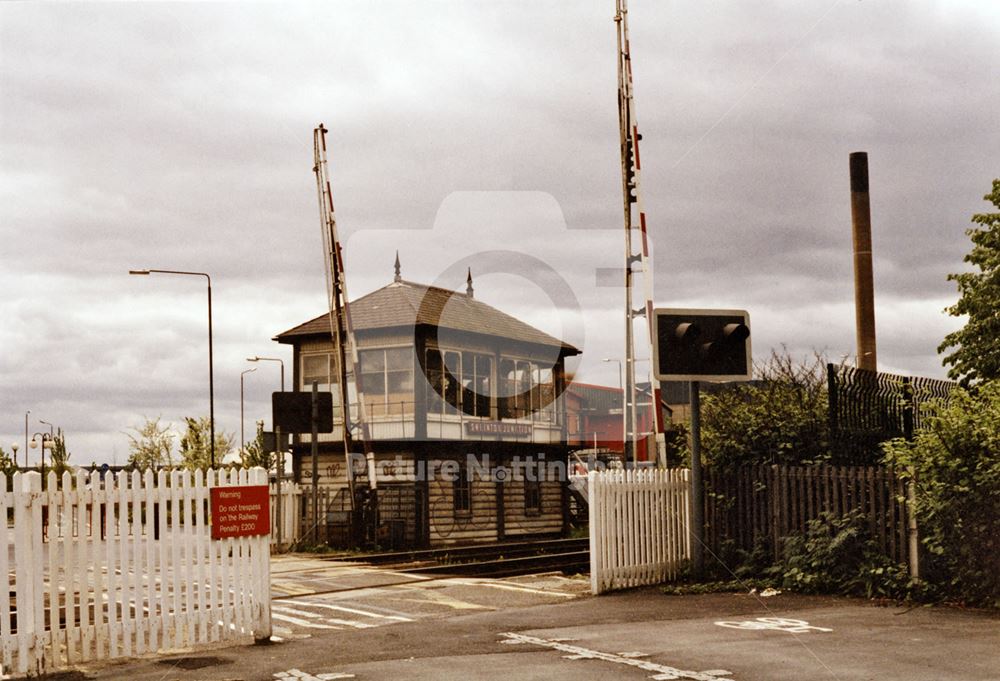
[323,537,589,577]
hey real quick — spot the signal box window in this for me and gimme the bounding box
[453,464,472,515]
[524,460,542,515]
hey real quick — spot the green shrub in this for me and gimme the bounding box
[772,510,916,600]
[883,382,1000,607]
[701,350,830,466]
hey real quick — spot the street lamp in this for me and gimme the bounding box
[130,268,216,467]
[10,443,19,470]
[602,358,625,455]
[30,432,53,476]
[246,356,285,391]
[240,367,257,455]
[247,354,287,549]
[601,358,623,391]
[39,420,54,437]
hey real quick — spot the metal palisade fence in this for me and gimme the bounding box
[827,364,956,463]
[1,467,271,676]
[588,469,690,595]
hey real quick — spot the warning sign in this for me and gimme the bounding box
[210,485,270,539]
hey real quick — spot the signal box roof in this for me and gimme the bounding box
[275,279,580,355]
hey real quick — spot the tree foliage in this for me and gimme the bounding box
[240,421,274,470]
[938,179,1000,386]
[701,349,829,466]
[883,382,1000,607]
[178,416,234,471]
[49,428,73,477]
[0,446,17,479]
[126,417,174,470]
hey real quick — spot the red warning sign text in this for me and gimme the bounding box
[210,485,270,539]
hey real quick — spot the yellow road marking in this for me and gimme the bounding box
[271,580,315,596]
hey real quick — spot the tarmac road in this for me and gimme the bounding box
[65,586,998,681]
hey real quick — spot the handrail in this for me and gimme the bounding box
[296,399,567,444]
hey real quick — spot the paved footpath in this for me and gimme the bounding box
[60,580,998,681]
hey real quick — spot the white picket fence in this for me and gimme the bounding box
[1,467,271,676]
[588,468,691,595]
[269,481,302,549]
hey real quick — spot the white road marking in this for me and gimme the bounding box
[447,579,577,598]
[273,604,376,629]
[271,612,341,630]
[387,587,491,610]
[377,570,434,580]
[273,605,328,619]
[297,600,414,622]
[501,632,735,681]
[714,617,832,634]
[271,623,311,641]
[274,670,355,680]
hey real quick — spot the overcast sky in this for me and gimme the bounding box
[2,1,997,466]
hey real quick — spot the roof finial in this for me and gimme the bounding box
[394,251,402,283]
[466,267,474,298]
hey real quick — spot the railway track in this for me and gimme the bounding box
[322,537,590,577]
[402,550,590,578]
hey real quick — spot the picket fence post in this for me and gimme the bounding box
[588,471,599,594]
[250,467,272,643]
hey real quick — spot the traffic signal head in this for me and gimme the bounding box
[652,308,752,382]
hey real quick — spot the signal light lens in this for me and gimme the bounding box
[722,323,750,342]
[675,322,701,343]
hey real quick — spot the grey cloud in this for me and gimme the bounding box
[2,0,996,460]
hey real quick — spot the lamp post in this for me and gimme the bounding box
[130,268,216,467]
[24,410,30,468]
[241,367,257,455]
[10,443,19,471]
[246,356,284,392]
[602,358,625,456]
[30,432,52,476]
[39,420,56,473]
[247,354,286,549]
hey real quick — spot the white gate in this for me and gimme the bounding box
[269,481,302,549]
[588,468,691,595]
[1,467,271,676]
